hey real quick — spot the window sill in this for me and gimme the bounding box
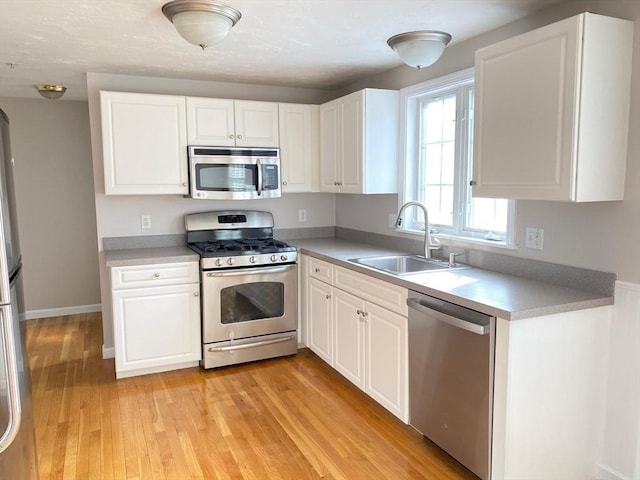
[398,229,516,251]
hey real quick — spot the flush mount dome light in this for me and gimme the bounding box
[162,0,242,50]
[387,30,452,70]
[34,84,67,100]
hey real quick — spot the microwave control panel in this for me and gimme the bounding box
[262,164,279,190]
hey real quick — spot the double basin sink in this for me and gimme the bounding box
[349,254,469,277]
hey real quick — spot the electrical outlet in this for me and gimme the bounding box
[525,227,544,250]
[388,214,398,228]
[141,215,152,229]
[298,209,307,222]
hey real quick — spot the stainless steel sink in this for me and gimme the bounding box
[349,254,468,276]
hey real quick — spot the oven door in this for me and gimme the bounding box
[201,264,297,344]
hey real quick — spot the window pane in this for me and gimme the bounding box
[467,197,508,233]
[420,95,456,228]
[426,185,454,225]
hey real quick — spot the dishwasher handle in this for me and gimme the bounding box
[407,297,490,335]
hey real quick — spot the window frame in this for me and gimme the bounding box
[398,68,516,249]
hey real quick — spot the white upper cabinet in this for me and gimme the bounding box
[278,103,319,193]
[186,97,279,147]
[319,89,399,194]
[473,13,634,202]
[100,91,188,195]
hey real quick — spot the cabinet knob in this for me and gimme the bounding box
[237,134,243,139]
[325,294,331,299]
[194,292,199,297]
[314,268,320,273]
[282,181,288,186]
[229,134,235,139]
[469,180,477,186]
[154,273,160,278]
[182,182,187,187]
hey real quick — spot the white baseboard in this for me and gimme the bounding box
[102,345,115,359]
[597,463,633,480]
[23,304,102,320]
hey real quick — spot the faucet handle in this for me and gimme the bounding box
[448,252,464,266]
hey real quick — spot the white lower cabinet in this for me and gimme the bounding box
[110,262,201,378]
[307,276,333,364]
[304,255,408,421]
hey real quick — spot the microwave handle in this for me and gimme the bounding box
[256,158,263,196]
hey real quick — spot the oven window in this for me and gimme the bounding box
[220,282,284,323]
[196,164,258,191]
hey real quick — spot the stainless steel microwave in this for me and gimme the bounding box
[188,146,281,200]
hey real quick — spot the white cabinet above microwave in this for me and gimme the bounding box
[100,91,189,195]
[186,97,279,148]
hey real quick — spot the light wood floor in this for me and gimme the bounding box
[26,313,478,480]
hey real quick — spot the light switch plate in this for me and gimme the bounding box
[525,227,544,250]
[141,215,151,229]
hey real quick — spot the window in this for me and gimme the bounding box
[399,68,514,247]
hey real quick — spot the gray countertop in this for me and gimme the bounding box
[104,246,199,267]
[290,238,613,320]
[103,238,613,320]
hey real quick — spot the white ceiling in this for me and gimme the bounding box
[0,0,565,101]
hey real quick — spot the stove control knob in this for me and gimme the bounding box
[280,254,288,262]
[270,254,277,262]
[227,257,235,266]
[215,258,224,267]
[249,256,257,264]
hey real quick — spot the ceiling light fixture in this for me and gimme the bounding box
[34,84,67,100]
[162,0,242,50]
[387,31,452,70]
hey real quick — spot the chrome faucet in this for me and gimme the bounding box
[395,201,441,259]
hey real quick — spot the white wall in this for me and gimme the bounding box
[86,73,337,352]
[335,0,640,285]
[0,97,101,316]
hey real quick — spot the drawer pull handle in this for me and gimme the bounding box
[315,268,320,273]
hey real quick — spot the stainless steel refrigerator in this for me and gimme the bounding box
[0,109,39,479]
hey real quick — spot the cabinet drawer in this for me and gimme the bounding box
[334,266,407,316]
[111,262,199,289]
[308,257,333,283]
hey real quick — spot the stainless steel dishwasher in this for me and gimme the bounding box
[407,290,495,480]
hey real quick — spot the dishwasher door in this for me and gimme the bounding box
[407,291,495,480]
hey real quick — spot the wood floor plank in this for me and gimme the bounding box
[27,313,479,480]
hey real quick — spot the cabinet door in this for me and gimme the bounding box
[112,283,201,378]
[339,91,364,194]
[473,17,580,201]
[279,103,314,192]
[186,97,235,146]
[101,91,188,195]
[365,302,407,421]
[234,101,279,147]
[473,13,632,202]
[307,278,333,364]
[333,289,365,389]
[319,99,340,191]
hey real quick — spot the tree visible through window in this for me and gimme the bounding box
[400,69,513,245]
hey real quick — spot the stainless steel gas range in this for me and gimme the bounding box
[185,210,298,369]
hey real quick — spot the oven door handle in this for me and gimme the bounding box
[208,334,295,353]
[205,264,296,277]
